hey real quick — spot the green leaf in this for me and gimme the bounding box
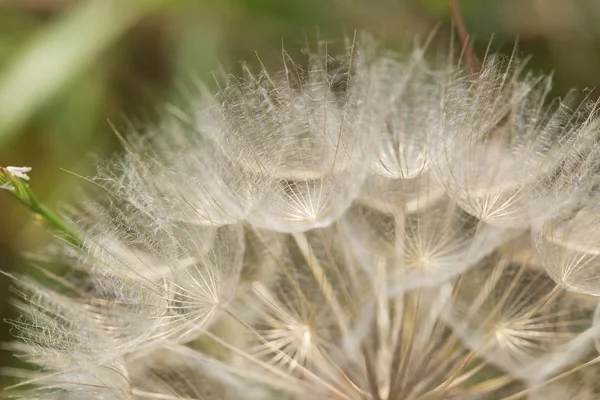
[0,0,158,144]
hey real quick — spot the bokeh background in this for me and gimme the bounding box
[2,0,600,386]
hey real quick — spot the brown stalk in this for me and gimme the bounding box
[450,0,481,74]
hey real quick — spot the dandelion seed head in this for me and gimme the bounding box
[7,33,600,400]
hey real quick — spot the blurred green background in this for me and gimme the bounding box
[2,0,600,387]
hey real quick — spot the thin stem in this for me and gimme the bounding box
[0,166,84,248]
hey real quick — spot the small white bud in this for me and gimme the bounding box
[6,166,32,181]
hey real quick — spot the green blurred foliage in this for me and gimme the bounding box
[2,0,600,387]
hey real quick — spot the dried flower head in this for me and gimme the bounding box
[5,33,600,400]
